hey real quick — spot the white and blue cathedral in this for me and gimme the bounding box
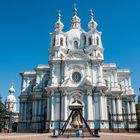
[18,6,137,132]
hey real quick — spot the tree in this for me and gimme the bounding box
[0,100,10,116]
[0,100,11,132]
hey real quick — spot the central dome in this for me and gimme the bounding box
[67,29,81,41]
[66,28,85,49]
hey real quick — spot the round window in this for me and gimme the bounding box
[72,72,81,83]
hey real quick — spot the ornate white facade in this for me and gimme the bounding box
[18,7,137,132]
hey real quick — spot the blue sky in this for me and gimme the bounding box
[0,0,140,109]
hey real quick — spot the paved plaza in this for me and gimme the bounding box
[0,132,140,140]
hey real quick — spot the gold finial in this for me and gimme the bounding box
[57,10,61,21]
[74,3,77,15]
[90,9,94,20]
[55,9,64,31]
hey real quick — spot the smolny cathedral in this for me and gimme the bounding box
[17,6,137,132]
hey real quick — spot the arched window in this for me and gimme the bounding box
[88,37,92,45]
[96,36,99,45]
[74,41,78,49]
[52,38,55,46]
[83,35,86,46]
[60,38,63,46]
[104,79,108,86]
[12,104,14,109]
[8,103,10,109]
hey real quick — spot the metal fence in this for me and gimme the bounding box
[108,113,140,132]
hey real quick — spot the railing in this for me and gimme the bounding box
[108,113,139,132]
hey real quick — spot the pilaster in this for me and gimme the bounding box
[112,98,117,121]
[116,97,123,121]
[87,90,93,120]
[64,94,68,120]
[47,96,50,120]
[99,95,104,120]
[127,101,131,120]
[131,101,136,120]
[104,95,108,120]
[24,103,27,121]
[51,94,54,121]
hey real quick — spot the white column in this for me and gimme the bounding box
[100,95,104,120]
[61,95,64,120]
[104,96,108,120]
[127,101,131,120]
[55,96,60,120]
[131,101,136,120]
[87,95,93,120]
[51,96,54,121]
[116,99,123,120]
[94,94,99,120]
[112,99,116,120]
[64,95,68,120]
[47,97,50,120]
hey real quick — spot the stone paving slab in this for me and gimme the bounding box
[0,133,140,140]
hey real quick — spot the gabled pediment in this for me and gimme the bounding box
[78,77,92,87]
